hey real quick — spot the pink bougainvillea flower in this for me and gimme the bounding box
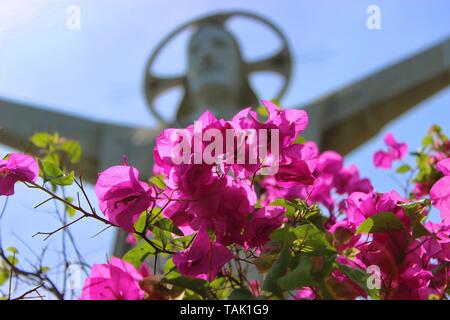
[386,242,433,300]
[126,233,137,245]
[79,257,145,300]
[346,190,403,226]
[316,150,343,175]
[95,164,154,232]
[248,280,260,297]
[260,143,372,215]
[173,227,233,281]
[334,165,373,195]
[412,181,432,199]
[356,229,435,300]
[228,100,314,179]
[436,158,450,175]
[326,269,367,300]
[243,206,284,248]
[0,153,39,196]
[262,100,309,145]
[207,177,257,246]
[423,222,450,261]
[275,143,317,184]
[430,158,450,223]
[153,127,191,178]
[162,171,256,246]
[328,220,360,250]
[430,176,450,223]
[373,132,408,169]
[295,287,316,300]
[152,103,315,247]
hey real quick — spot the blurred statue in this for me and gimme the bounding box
[1,11,448,256]
[144,11,292,126]
[181,23,258,122]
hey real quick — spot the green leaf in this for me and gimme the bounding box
[0,268,9,286]
[270,99,281,106]
[269,199,295,218]
[134,211,149,233]
[30,132,51,148]
[209,277,229,299]
[6,247,18,254]
[64,197,76,218]
[209,277,226,289]
[256,105,268,117]
[39,160,74,186]
[150,175,166,190]
[277,256,316,290]
[261,244,291,298]
[43,152,60,167]
[337,263,379,299]
[163,258,179,279]
[163,276,209,298]
[337,263,368,289]
[416,154,432,178]
[152,227,171,250]
[228,288,255,300]
[399,199,428,212]
[271,227,296,244]
[396,164,412,174]
[172,234,195,248]
[122,241,157,268]
[401,205,430,239]
[294,135,305,145]
[61,140,82,164]
[154,218,184,236]
[7,256,19,266]
[254,253,276,273]
[272,224,335,254]
[40,266,50,274]
[292,224,335,254]
[357,212,403,234]
[421,134,433,147]
[412,221,430,239]
[53,171,74,186]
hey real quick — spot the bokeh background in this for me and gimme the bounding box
[1,0,449,296]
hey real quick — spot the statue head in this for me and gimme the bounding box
[144,12,292,127]
[178,23,258,123]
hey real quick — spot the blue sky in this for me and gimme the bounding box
[0,0,450,294]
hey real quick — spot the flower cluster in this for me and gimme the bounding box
[297,131,450,300]
[373,132,408,169]
[84,109,449,300]
[152,101,315,267]
[2,103,449,301]
[261,142,373,216]
[319,189,448,299]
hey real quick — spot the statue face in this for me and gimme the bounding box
[187,25,243,106]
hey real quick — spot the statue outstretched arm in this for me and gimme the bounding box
[302,37,450,154]
[0,98,159,183]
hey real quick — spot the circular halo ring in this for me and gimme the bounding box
[143,11,293,125]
